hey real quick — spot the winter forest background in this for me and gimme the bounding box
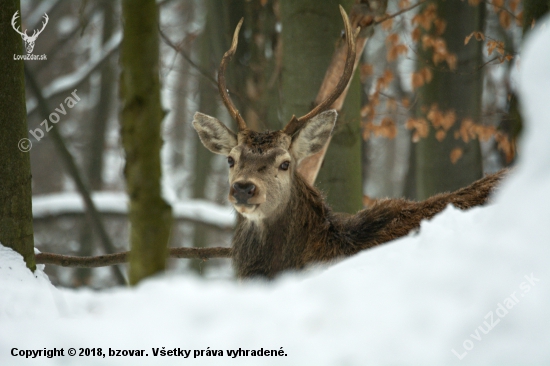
[3,0,537,287]
[1,0,550,364]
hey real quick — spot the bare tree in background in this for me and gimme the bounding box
[280,0,362,214]
[120,0,173,285]
[414,0,485,199]
[76,0,117,286]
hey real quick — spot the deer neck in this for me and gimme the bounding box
[232,171,330,279]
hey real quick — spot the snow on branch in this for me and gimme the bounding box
[33,192,236,230]
[26,32,122,115]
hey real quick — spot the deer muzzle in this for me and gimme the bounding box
[231,181,256,204]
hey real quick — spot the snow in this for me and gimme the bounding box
[32,192,235,230]
[2,16,550,366]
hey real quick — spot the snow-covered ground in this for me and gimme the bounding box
[2,17,550,366]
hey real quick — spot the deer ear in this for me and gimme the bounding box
[290,110,337,161]
[192,112,237,155]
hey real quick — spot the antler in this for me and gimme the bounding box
[218,18,247,131]
[11,11,27,37]
[283,5,357,136]
[28,14,49,41]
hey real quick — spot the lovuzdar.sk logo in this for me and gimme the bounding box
[12,10,48,61]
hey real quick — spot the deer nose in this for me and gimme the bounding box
[232,182,256,204]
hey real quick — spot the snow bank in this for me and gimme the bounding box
[2,17,550,366]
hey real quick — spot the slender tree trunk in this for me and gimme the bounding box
[0,0,36,271]
[280,0,361,214]
[77,0,116,286]
[120,0,173,285]
[415,0,485,200]
[189,5,217,273]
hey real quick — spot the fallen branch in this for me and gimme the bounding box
[35,247,232,268]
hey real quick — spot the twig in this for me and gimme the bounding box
[484,0,520,20]
[158,26,264,121]
[158,28,218,86]
[373,0,428,26]
[36,247,232,267]
[26,32,121,117]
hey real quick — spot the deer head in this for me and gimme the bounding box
[12,11,49,54]
[193,6,357,221]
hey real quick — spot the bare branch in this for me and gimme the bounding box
[483,0,520,21]
[36,247,232,268]
[373,0,428,26]
[158,28,218,86]
[26,32,121,116]
[24,67,126,285]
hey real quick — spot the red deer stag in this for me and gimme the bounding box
[193,6,505,279]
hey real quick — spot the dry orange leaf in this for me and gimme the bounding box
[446,54,457,70]
[411,72,425,91]
[360,63,374,82]
[387,44,408,62]
[386,33,399,45]
[499,10,511,29]
[435,130,446,142]
[381,18,394,31]
[450,148,463,164]
[399,0,411,9]
[360,104,372,118]
[465,31,485,45]
[434,19,447,35]
[421,67,433,83]
[412,27,422,42]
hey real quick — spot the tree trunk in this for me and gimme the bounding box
[120,0,173,285]
[77,0,116,286]
[189,1,220,273]
[280,0,361,214]
[415,0,485,200]
[0,0,36,271]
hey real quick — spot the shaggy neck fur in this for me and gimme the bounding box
[231,168,506,279]
[232,171,329,279]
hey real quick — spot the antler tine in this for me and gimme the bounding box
[218,18,247,131]
[283,5,357,136]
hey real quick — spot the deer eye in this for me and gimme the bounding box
[228,156,235,168]
[279,161,290,171]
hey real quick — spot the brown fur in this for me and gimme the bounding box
[192,111,506,279]
[233,167,506,279]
